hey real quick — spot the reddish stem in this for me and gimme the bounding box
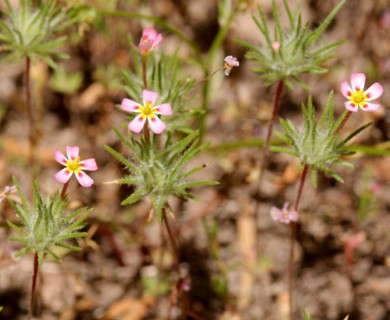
[25,57,37,182]
[335,111,353,135]
[60,181,70,200]
[258,79,285,187]
[28,251,39,320]
[288,164,309,320]
[162,208,188,319]
[141,55,148,90]
[98,226,126,267]
[265,79,285,149]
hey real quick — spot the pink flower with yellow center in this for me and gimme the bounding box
[54,146,98,188]
[340,73,383,112]
[121,90,172,134]
[138,27,163,56]
[270,202,298,224]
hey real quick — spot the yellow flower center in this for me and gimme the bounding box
[140,101,156,118]
[350,90,367,105]
[66,157,82,172]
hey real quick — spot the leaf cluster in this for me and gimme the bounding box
[271,92,372,187]
[121,45,198,134]
[105,130,218,220]
[0,0,75,67]
[237,0,346,89]
[7,178,92,265]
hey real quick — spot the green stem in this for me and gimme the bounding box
[28,251,39,320]
[288,164,309,320]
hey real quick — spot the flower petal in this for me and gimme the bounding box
[270,207,281,221]
[289,210,299,222]
[121,98,141,113]
[361,102,381,112]
[365,82,383,101]
[142,90,158,105]
[155,103,172,115]
[148,116,166,134]
[54,168,72,184]
[54,149,67,165]
[66,146,79,159]
[129,115,146,133]
[81,158,98,171]
[340,80,352,99]
[142,27,157,41]
[350,73,365,90]
[153,33,163,48]
[345,101,358,112]
[75,171,94,187]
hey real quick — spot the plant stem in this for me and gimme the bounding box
[162,208,187,319]
[335,110,352,134]
[25,57,37,183]
[60,181,70,200]
[266,79,285,150]
[288,164,309,320]
[28,251,39,320]
[258,79,285,187]
[141,55,148,90]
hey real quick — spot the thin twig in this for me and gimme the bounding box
[288,164,309,320]
[258,79,285,188]
[142,55,148,90]
[28,251,39,320]
[25,57,37,183]
[60,181,70,200]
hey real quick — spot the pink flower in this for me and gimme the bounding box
[54,146,98,188]
[270,202,298,224]
[121,90,172,134]
[224,55,239,76]
[138,27,163,55]
[340,73,384,112]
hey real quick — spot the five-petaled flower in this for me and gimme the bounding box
[224,55,240,76]
[54,146,98,188]
[340,73,383,112]
[270,202,298,224]
[138,27,163,56]
[121,90,172,134]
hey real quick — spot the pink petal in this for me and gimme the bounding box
[155,103,172,115]
[81,158,98,171]
[54,149,67,165]
[344,101,358,112]
[121,98,141,113]
[289,210,299,222]
[362,102,381,112]
[153,33,163,48]
[340,80,352,99]
[66,146,79,160]
[142,90,158,105]
[350,73,366,91]
[270,207,281,221]
[148,116,166,134]
[54,168,72,184]
[75,171,94,187]
[142,27,157,41]
[365,82,384,100]
[129,115,146,133]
